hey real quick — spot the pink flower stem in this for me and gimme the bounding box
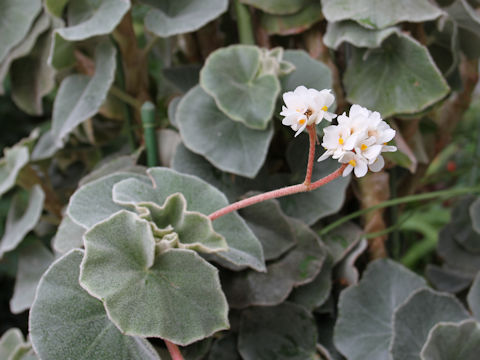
[165,340,184,360]
[304,125,317,185]
[208,164,347,221]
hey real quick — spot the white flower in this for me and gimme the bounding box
[317,104,397,177]
[280,86,336,136]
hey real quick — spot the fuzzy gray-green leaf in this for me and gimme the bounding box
[0,146,29,197]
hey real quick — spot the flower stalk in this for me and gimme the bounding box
[165,340,184,360]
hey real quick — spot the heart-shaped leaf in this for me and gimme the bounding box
[322,0,443,29]
[391,288,471,360]
[200,45,280,130]
[0,186,45,258]
[67,172,149,229]
[136,193,227,253]
[238,302,317,360]
[51,40,116,146]
[426,264,472,293]
[80,211,229,345]
[30,250,161,360]
[0,12,50,95]
[334,259,427,360]
[176,86,274,178]
[10,239,54,314]
[467,271,480,320]
[420,319,480,360]
[344,33,450,118]
[260,2,323,36]
[0,0,42,63]
[222,219,326,308]
[0,146,29,197]
[112,167,265,271]
[57,0,131,41]
[141,0,228,37]
[240,0,311,15]
[324,21,400,50]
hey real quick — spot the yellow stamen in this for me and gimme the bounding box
[298,119,306,125]
[338,137,344,145]
[383,142,387,145]
[349,159,356,167]
[321,106,328,111]
[361,144,367,151]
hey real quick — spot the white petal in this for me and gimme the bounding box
[282,113,300,125]
[354,160,368,177]
[364,144,382,161]
[318,89,335,107]
[317,151,332,162]
[343,165,353,177]
[383,145,397,152]
[294,122,308,137]
[369,155,385,172]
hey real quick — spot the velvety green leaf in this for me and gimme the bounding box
[446,0,480,35]
[426,264,472,293]
[240,0,311,15]
[420,319,480,360]
[324,21,400,50]
[48,32,75,70]
[437,224,480,276]
[0,0,42,63]
[222,219,326,308]
[0,13,50,95]
[30,130,59,161]
[80,211,229,345]
[471,197,480,234]
[239,196,296,260]
[10,240,54,314]
[0,329,24,360]
[176,86,274,178]
[30,250,161,360]
[51,40,116,146]
[57,0,130,41]
[0,146,29,197]
[51,214,85,254]
[142,0,228,37]
[112,167,265,271]
[9,344,38,360]
[0,186,45,258]
[280,49,333,96]
[289,254,333,311]
[323,222,364,264]
[279,136,350,225]
[209,335,241,360]
[334,259,427,360]
[45,0,69,18]
[137,193,228,253]
[168,96,181,128]
[322,0,442,29]
[261,2,323,36]
[10,30,56,116]
[163,65,201,93]
[467,271,480,320]
[238,302,317,360]
[344,33,450,118]
[450,196,480,253]
[67,172,149,229]
[200,45,280,130]
[336,238,367,285]
[391,288,470,360]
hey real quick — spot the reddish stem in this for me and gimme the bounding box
[165,340,184,360]
[208,164,347,221]
[304,125,317,185]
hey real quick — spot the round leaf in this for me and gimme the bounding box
[322,0,443,29]
[142,0,228,37]
[57,0,131,41]
[334,259,427,360]
[0,0,42,63]
[238,302,317,360]
[176,86,273,178]
[30,250,160,360]
[324,21,400,50]
[0,186,45,258]
[200,45,280,130]
[344,33,450,118]
[391,288,471,360]
[420,319,480,360]
[80,211,229,345]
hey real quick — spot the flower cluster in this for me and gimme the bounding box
[280,86,336,137]
[280,86,397,177]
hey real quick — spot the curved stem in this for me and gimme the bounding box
[304,125,317,185]
[165,340,184,360]
[208,164,347,221]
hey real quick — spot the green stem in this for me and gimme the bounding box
[234,0,255,45]
[399,219,438,268]
[109,85,142,109]
[319,186,480,236]
[141,102,158,167]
